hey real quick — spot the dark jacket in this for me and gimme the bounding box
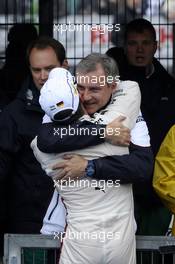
[0,77,53,251]
[107,47,175,155]
[0,89,9,114]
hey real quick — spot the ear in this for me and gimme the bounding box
[110,81,117,92]
[62,59,69,69]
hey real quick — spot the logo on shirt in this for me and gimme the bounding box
[95,187,105,193]
[136,115,144,123]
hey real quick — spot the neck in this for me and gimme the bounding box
[145,63,154,78]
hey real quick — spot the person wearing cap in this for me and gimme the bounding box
[0,36,68,259]
[32,55,151,264]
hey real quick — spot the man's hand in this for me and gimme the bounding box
[105,116,131,146]
[52,154,88,182]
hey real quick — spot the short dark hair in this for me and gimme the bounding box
[124,18,157,42]
[27,36,66,65]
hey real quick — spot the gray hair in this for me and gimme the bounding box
[76,53,119,83]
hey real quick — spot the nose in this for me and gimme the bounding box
[137,44,143,52]
[81,89,92,102]
[40,69,48,81]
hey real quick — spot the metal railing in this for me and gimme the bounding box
[3,234,175,264]
[0,0,174,74]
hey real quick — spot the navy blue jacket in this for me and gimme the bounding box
[0,77,53,251]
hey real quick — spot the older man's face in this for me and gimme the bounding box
[76,63,116,115]
[125,30,157,67]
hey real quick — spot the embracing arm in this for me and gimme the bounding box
[37,81,139,153]
[37,117,130,153]
[51,113,153,186]
[37,121,106,153]
[51,143,153,185]
[94,115,153,184]
[94,143,153,184]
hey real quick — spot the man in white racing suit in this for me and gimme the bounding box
[31,54,150,264]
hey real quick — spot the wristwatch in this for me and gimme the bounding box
[85,160,95,177]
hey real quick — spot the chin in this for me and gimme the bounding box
[86,108,96,115]
[87,110,95,115]
[134,62,146,67]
